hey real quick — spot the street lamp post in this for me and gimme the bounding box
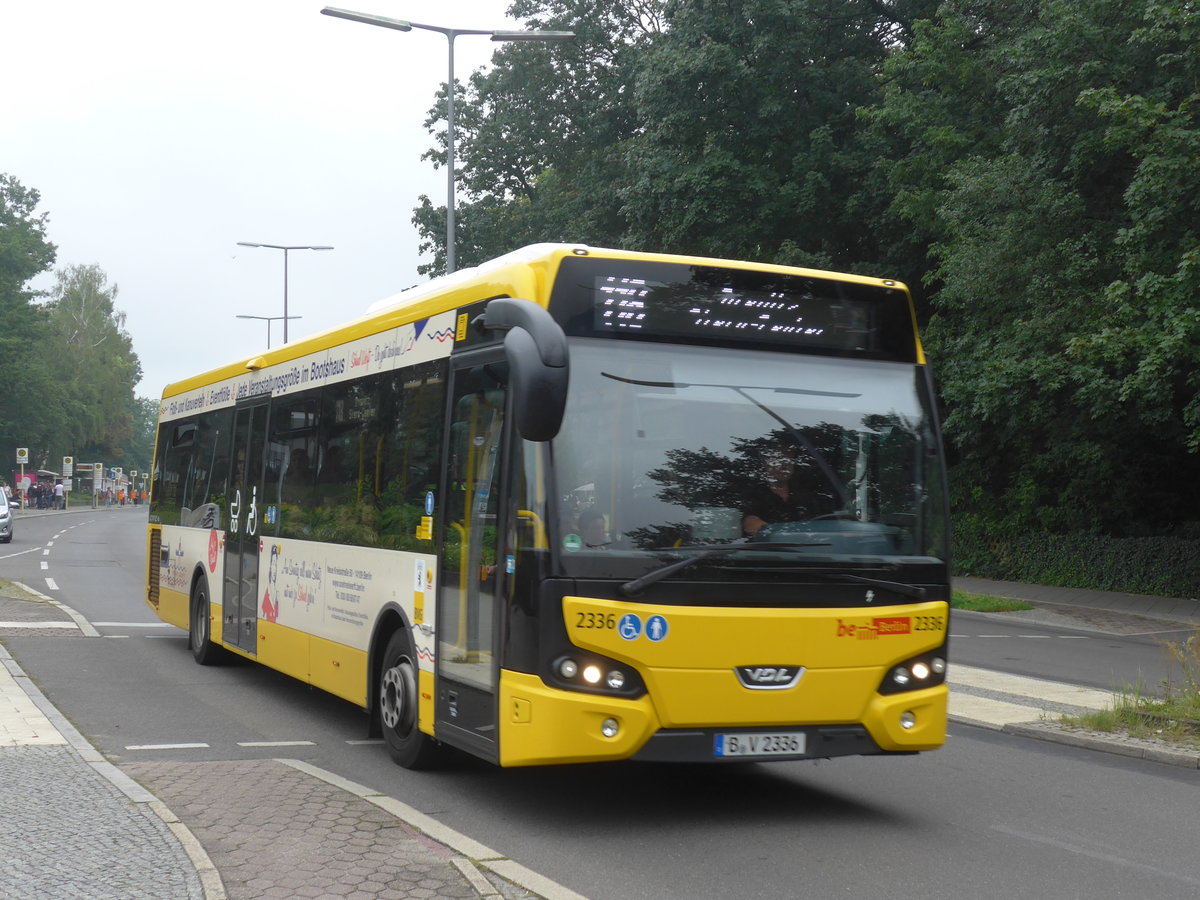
[321,7,574,274]
[236,243,334,344]
[235,314,304,349]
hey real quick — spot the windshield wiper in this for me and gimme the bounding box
[811,572,927,600]
[618,542,831,597]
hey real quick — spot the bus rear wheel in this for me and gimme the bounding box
[189,581,226,666]
[380,630,443,769]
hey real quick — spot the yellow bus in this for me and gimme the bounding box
[146,244,950,768]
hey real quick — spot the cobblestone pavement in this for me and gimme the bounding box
[122,758,541,900]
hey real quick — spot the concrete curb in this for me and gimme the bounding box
[1001,721,1200,769]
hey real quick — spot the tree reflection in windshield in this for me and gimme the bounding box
[552,342,947,567]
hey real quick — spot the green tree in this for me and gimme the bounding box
[872,0,1200,535]
[0,174,63,475]
[44,264,144,467]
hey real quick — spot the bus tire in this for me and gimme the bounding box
[189,579,226,666]
[380,629,442,769]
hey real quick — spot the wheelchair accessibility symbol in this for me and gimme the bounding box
[618,613,642,640]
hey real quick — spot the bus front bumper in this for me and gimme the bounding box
[497,670,947,767]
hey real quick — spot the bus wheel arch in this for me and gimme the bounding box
[188,570,226,665]
[377,624,443,769]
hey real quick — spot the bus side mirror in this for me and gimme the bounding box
[483,298,569,442]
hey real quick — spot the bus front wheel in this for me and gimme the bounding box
[189,581,226,666]
[380,630,443,769]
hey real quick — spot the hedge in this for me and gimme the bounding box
[953,518,1200,600]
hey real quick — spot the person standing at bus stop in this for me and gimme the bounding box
[54,480,65,510]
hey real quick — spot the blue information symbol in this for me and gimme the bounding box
[618,613,642,641]
[424,491,435,515]
[646,615,669,642]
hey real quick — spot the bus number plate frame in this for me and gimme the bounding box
[714,732,807,758]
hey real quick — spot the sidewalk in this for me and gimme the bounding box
[955,575,1200,628]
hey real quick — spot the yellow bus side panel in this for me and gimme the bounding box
[308,633,369,707]
[255,619,311,684]
[155,586,190,632]
[253,620,369,707]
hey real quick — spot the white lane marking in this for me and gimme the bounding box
[237,741,317,748]
[125,743,211,750]
[0,546,45,560]
[93,622,174,628]
[39,561,48,570]
[44,578,58,591]
[0,622,78,629]
[345,739,385,746]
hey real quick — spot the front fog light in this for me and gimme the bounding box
[601,717,620,738]
[900,711,916,730]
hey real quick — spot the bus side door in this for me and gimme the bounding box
[222,401,268,654]
[435,356,510,762]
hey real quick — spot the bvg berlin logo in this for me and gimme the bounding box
[735,665,805,690]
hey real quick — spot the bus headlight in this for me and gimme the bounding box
[547,653,645,698]
[879,646,948,695]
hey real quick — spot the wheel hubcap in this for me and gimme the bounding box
[381,659,416,733]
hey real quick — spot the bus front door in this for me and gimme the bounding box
[436,359,509,762]
[222,402,267,654]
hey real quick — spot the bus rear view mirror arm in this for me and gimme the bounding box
[482,298,570,442]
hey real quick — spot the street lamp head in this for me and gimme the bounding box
[491,30,575,42]
[321,7,412,31]
[238,242,335,251]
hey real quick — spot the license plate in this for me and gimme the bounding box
[714,732,806,758]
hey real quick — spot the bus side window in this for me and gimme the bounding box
[269,395,318,539]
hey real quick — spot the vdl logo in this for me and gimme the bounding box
[735,665,805,690]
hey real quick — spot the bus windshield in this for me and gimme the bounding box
[551,340,948,578]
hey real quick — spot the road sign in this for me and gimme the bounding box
[16,448,28,464]
[63,456,74,476]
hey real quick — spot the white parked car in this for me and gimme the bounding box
[0,493,12,543]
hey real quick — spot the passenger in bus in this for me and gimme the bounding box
[578,508,610,548]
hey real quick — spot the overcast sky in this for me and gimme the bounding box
[5,1,527,399]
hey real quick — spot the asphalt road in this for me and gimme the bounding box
[3,508,1198,899]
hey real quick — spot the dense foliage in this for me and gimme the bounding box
[0,175,153,481]
[414,0,1200,589]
